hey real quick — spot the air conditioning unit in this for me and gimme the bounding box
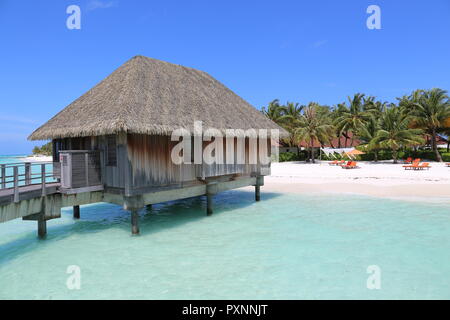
[60,153,72,189]
[59,150,103,193]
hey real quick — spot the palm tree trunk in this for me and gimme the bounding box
[447,140,449,153]
[374,150,378,162]
[432,129,442,162]
[393,149,398,164]
[310,138,315,163]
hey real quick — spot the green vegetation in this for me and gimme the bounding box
[293,104,334,163]
[32,142,52,156]
[262,88,450,163]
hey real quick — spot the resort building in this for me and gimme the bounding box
[0,56,286,236]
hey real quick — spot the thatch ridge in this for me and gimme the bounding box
[29,55,287,140]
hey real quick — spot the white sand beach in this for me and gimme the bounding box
[254,161,450,199]
[20,155,53,162]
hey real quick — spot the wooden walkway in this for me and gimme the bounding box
[0,161,59,207]
[0,183,60,205]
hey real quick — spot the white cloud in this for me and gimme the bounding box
[87,0,118,11]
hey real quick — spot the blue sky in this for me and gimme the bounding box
[0,0,449,154]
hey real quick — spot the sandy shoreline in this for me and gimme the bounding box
[20,155,53,162]
[247,161,450,200]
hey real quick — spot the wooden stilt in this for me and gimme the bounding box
[255,185,260,201]
[37,218,47,238]
[73,205,80,219]
[255,175,264,202]
[205,182,217,216]
[131,210,139,235]
[206,193,213,216]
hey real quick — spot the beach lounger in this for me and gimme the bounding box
[403,157,413,164]
[339,160,353,167]
[342,161,359,169]
[403,160,420,170]
[414,162,431,170]
[330,160,345,166]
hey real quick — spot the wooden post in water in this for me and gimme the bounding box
[131,210,139,235]
[73,205,80,219]
[206,182,218,216]
[206,193,213,216]
[255,175,264,202]
[37,217,47,238]
[123,196,143,235]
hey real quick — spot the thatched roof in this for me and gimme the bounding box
[29,55,286,140]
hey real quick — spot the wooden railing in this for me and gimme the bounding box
[0,162,57,202]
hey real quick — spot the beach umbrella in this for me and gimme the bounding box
[346,149,365,155]
[344,149,365,159]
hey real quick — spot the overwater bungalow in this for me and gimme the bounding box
[0,56,285,236]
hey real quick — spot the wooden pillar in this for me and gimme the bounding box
[206,193,213,216]
[123,196,144,236]
[255,175,264,202]
[255,185,261,201]
[37,218,47,238]
[131,210,139,235]
[73,205,80,219]
[205,182,218,216]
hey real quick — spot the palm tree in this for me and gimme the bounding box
[280,102,304,149]
[408,88,450,162]
[364,96,388,116]
[294,103,335,163]
[331,103,348,147]
[334,93,373,147]
[261,99,285,123]
[358,115,381,161]
[372,106,424,163]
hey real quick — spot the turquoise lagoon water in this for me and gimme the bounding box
[0,182,449,299]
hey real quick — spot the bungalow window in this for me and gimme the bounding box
[106,135,117,166]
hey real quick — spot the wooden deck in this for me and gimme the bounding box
[0,183,60,205]
[0,158,264,237]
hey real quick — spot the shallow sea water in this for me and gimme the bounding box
[0,187,449,299]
